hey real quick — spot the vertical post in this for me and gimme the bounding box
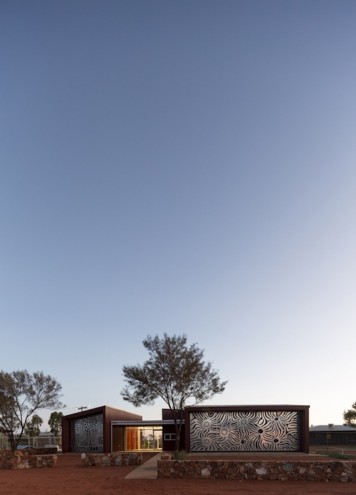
[326,432,331,453]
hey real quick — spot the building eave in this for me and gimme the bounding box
[111,419,184,427]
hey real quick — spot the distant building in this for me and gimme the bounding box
[310,424,356,445]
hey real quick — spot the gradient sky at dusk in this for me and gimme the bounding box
[1,0,356,428]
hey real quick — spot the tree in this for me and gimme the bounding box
[121,334,227,451]
[344,402,356,426]
[48,411,63,436]
[25,414,43,437]
[0,370,64,451]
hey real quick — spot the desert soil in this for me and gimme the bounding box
[1,452,356,495]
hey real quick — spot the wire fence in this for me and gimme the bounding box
[0,433,62,451]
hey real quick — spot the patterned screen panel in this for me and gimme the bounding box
[190,411,300,452]
[71,413,104,452]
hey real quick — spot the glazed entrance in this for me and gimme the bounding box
[112,426,162,451]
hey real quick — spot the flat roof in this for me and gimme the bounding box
[111,419,184,427]
[310,424,356,432]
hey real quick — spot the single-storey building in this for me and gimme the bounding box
[62,404,310,454]
[309,424,356,446]
[62,405,142,453]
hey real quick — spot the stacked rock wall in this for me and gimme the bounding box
[157,459,356,482]
[80,451,142,467]
[0,451,57,469]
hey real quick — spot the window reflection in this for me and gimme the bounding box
[125,427,162,450]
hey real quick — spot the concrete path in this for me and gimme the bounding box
[125,453,160,479]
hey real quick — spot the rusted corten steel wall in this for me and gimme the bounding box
[62,406,142,453]
[161,409,185,451]
[184,405,310,453]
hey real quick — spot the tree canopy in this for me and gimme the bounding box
[0,370,64,451]
[48,411,63,436]
[121,334,227,450]
[25,414,43,437]
[344,402,356,426]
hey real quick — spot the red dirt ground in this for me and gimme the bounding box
[1,452,356,495]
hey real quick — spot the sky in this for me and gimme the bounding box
[1,0,356,430]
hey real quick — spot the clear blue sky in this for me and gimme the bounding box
[1,0,356,429]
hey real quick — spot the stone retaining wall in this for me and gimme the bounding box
[80,452,142,467]
[157,459,356,482]
[0,451,57,469]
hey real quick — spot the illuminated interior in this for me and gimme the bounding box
[113,426,162,451]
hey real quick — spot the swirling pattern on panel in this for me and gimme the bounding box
[71,413,104,452]
[190,410,299,452]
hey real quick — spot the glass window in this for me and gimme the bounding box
[164,433,176,441]
[124,427,162,451]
